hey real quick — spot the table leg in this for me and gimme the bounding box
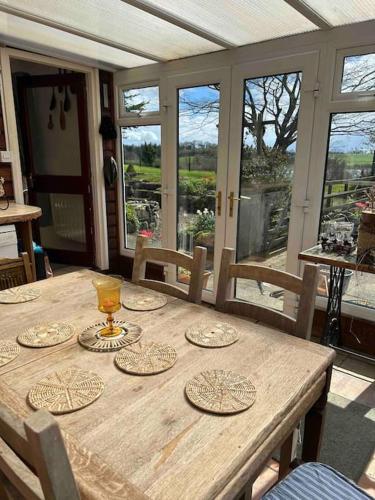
[321,266,345,347]
[18,220,36,282]
[301,365,332,462]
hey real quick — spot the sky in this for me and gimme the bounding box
[122,77,375,154]
[122,84,219,147]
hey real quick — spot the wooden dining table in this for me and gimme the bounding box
[0,270,335,499]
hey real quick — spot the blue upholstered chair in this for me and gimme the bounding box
[262,462,372,499]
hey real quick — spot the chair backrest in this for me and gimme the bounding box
[132,235,207,304]
[216,247,319,339]
[0,405,79,500]
[0,252,33,290]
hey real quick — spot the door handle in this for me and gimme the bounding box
[216,191,222,216]
[228,192,240,217]
[228,192,251,217]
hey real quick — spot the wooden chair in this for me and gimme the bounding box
[216,247,319,340]
[216,248,319,485]
[0,406,79,499]
[132,235,207,304]
[0,252,33,290]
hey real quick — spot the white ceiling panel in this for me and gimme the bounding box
[0,0,222,61]
[304,0,375,26]
[0,13,154,69]
[127,0,318,46]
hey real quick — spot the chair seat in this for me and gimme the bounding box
[262,462,372,499]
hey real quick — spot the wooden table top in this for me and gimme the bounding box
[299,244,375,275]
[0,202,42,225]
[0,270,335,499]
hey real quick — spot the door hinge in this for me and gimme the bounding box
[304,82,320,98]
[295,200,310,213]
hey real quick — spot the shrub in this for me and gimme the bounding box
[188,208,215,244]
[125,203,140,233]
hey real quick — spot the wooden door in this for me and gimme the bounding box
[17,72,95,266]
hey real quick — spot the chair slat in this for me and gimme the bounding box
[0,405,32,465]
[0,438,43,500]
[138,279,188,301]
[216,247,319,340]
[24,410,80,500]
[142,247,193,271]
[132,235,207,304]
[229,263,303,295]
[223,299,296,335]
[0,402,80,499]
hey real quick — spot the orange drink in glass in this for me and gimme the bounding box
[93,276,123,337]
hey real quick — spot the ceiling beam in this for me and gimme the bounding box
[283,0,333,29]
[0,4,165,63]
[121,0,236,49]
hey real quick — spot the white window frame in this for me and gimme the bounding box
[309,43,375,322]
[116,80,165,256]
[332,44,375,101]
[118,82,160,119]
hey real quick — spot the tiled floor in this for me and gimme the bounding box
[252,354,375,499]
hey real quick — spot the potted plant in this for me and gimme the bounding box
[177,268,211,288]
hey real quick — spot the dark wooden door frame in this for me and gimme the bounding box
[16,72,95,266]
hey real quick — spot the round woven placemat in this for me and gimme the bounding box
[78,320,142,352]
[185,322,239,348]
[18,322,75,348]
[185,369,256,415]
[122,292,167,311]
[115,342,177,375]
[28,367,104,414]
[0,287,40,304]
[0,342,20,367]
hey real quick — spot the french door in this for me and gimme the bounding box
[162,54,319,304]
[225,54,319,310]
[165,68,231,301]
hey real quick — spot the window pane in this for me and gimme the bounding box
[342,53,375,93]
[236,72,302,310]
[319,111,375,309]
[122,86,159,115]
[177,84,220,291]
[121,125,162,249]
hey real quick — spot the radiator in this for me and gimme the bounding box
[50,194,86,244]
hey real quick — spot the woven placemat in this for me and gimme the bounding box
[185,369,256,415]
[28,367,104,414]
[78,320,142,352]
[115,342,177,375]
[0,287,40,304]
[185,322,239,348]
[0,342,20,367]
[123,292,167,311]
[18,322,75,348]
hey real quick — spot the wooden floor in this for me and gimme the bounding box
[252,352,375,498]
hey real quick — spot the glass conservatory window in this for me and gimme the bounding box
[121,86,159,116]
[341,52,375,93]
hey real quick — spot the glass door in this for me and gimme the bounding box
[226,55,318,311]
[165,68,230,300]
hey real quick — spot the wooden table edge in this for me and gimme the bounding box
[299,248,375,275]
[216,372,327,500]
[0,379,148,500]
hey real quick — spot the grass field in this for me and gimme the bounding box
[124,164,216,183]
[330,152,374,167]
